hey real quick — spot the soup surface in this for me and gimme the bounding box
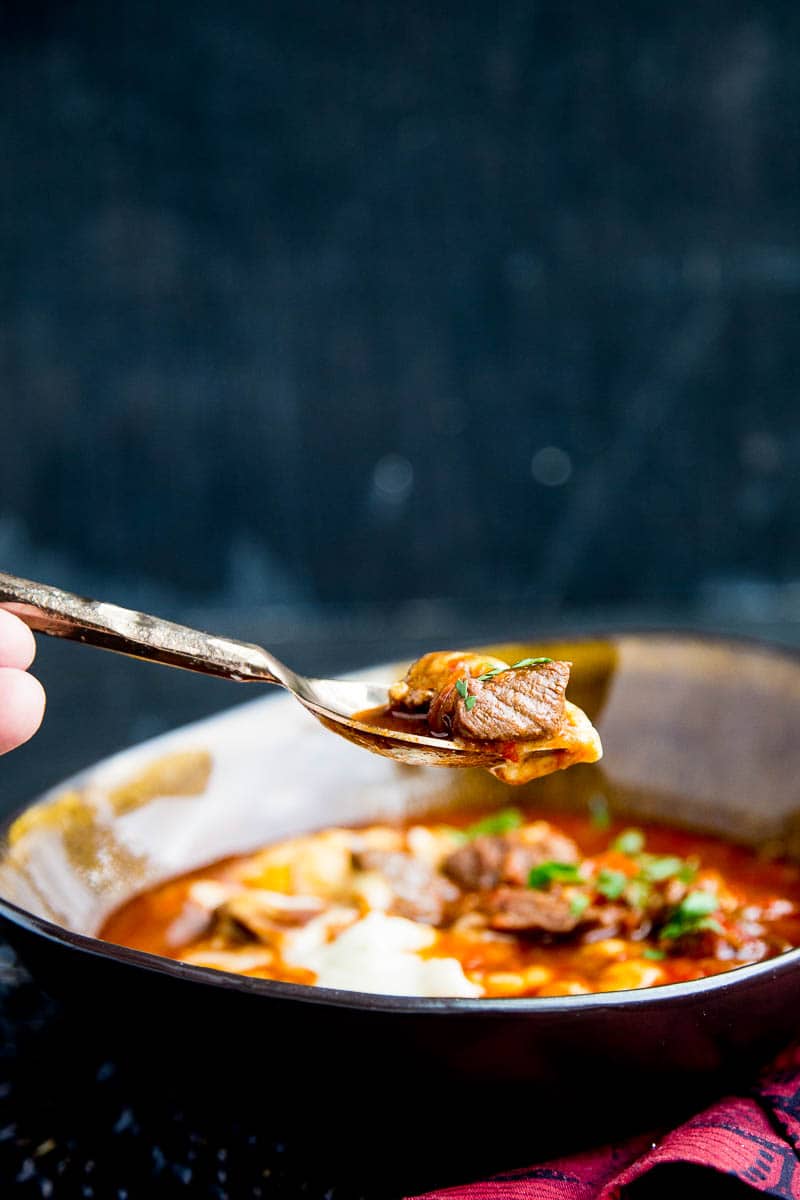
[101,803,800,999]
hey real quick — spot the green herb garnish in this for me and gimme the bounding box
[626,879,651,909]
[643,947,666,960]
[455,678,469,699]
[661,916,723,941]
[464,695,477,711]
[638,855,687,883]
[465,808,523,838]
[569,893,590,919]
[588,794,611,830]
[477,657,553,682]
[612,829,646,856]
[528,861,583,889]
[659,890,722,942]
[595,868,627,900]
[678,890,719,917]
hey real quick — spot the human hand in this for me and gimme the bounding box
[0,610,46,755]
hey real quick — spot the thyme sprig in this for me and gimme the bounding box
[476,656,553,682]
[455,657,554,711]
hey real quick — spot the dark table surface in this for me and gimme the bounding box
[3,611,800,1198]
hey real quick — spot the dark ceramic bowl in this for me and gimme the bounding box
[2,633,800,1184]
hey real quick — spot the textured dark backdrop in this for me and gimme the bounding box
[2,0,800,803]
[1,9,800,1194]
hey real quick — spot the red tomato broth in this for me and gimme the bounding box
[99,806,800,997]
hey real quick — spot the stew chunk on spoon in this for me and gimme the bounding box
[381,650,602,784]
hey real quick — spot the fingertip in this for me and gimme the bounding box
[0,609,37,670]
[0,668,46,755]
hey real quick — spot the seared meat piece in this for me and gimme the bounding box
[428,661,571,741]
[443,825,580,892]
[486,887,583,934]
[389,650,509,712]
[443,837,507,891]
[671,927,770,963]
[489,701,603,785]
[384,650,601,786]
[353,849,460,925]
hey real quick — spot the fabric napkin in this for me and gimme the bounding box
[410,1042,800,1200]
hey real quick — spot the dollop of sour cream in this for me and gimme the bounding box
[283,911,482,998]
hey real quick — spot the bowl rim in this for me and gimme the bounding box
[1,889,799,1015]
[3,626,800,1016]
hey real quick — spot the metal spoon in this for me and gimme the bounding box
[0,572,503,770]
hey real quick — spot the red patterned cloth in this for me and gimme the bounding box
[410,1044,800,1200]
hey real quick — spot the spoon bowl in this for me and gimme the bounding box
[0,572,505,770]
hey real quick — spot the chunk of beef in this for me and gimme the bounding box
[486,889,657,939]
[442,837,507,891]
[388,650,509,712]
[486,887,583,934]
[655,914,770,963]
[353,849,460,925]
[443,825,580,892]
[428,661,571,741]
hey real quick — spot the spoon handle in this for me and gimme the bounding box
[0,572,283,684]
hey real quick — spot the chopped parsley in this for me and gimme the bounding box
[455,678,469,699]
[464,695,477,711]
[612,828,646,856]
[643,947,666,961]
[588,794,611,830]
[638,855,690,883]
[465,807,523,838]
[597,838,697,908]
[659,890,723,942]
[595,868,628,900]
[569,892,590,919]
[528,861,583,889]
[625,879,651,909]
[678,890,719,917]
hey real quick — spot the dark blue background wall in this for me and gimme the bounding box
[3,0,798,617]
[2,1,800,802]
